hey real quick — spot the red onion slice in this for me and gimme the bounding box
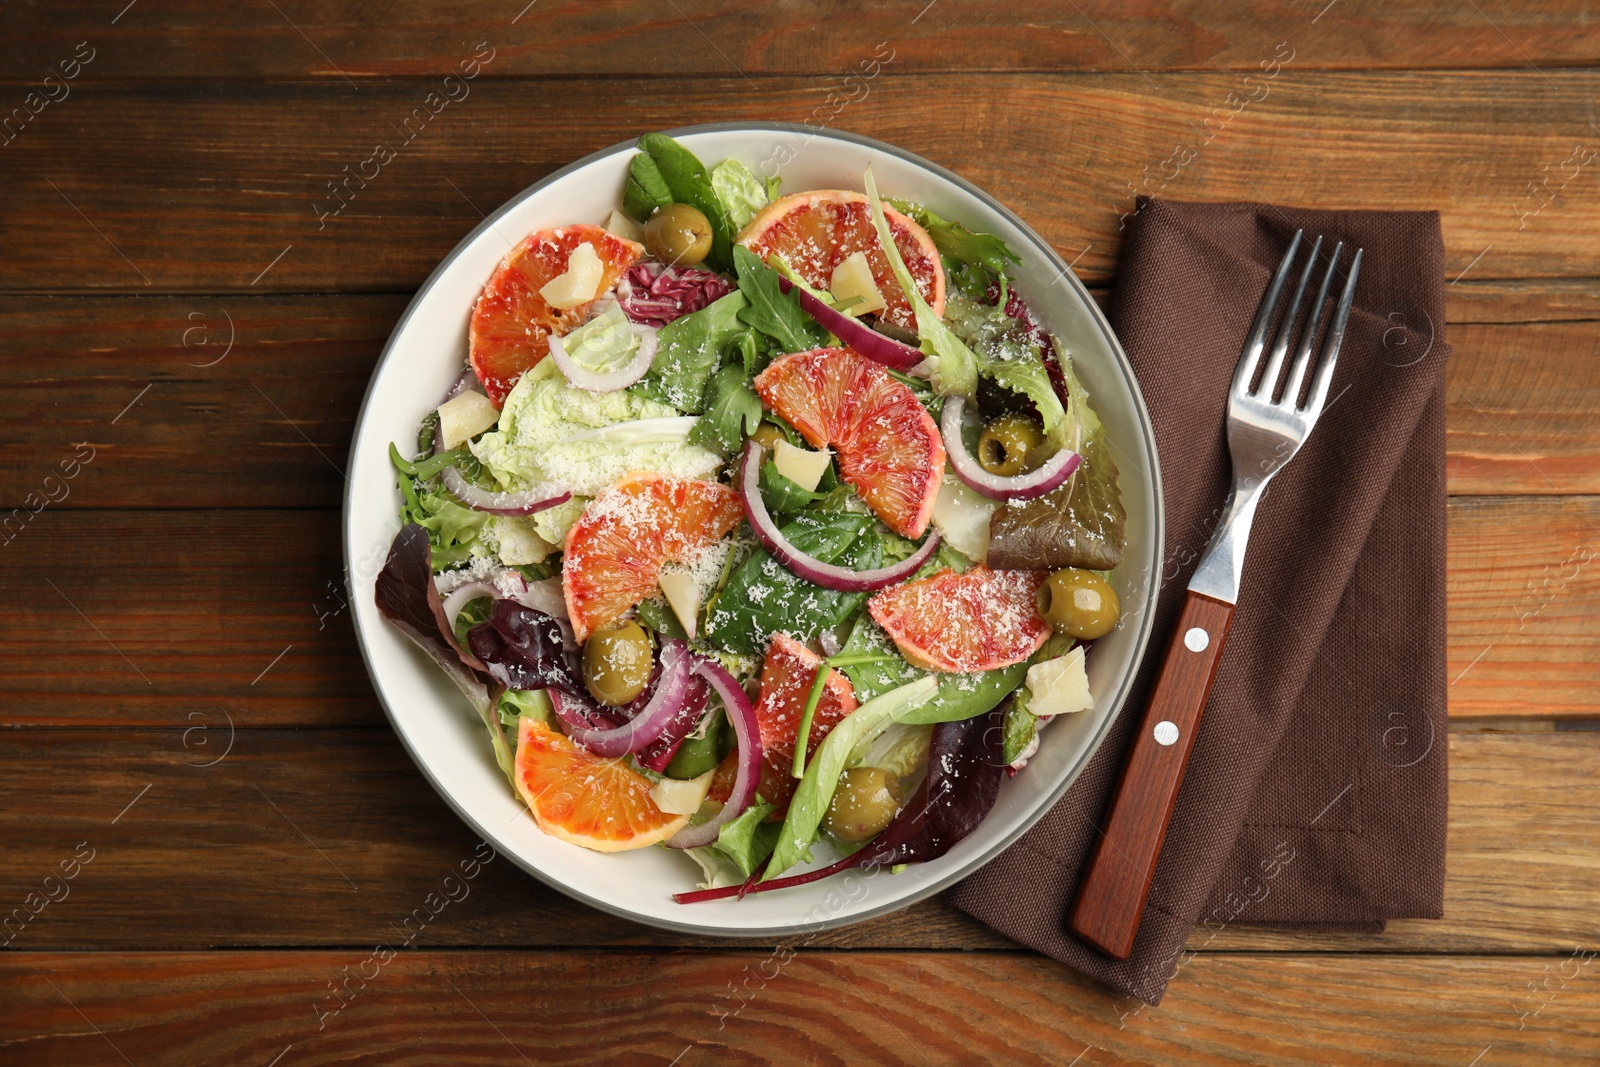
[441,581,502,636]
[777,276,924,370]
[636,674,712,773]
[666,657,764,849]
[439,468,573,516]
[737,443,941,592]
[547,325,659,393]
[940,395,1081,501]
[557,640,693,758]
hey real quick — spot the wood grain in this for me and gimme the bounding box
[4,949,1597,1066]
[3,74,1600,292]
[0,729,1592,955]
[0,291,1594,512]
[4,497,1591,728]
[5,1,1600,79]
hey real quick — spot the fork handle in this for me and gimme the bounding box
[1069,590,1236,959]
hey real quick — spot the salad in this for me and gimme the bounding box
[374,132,1127,900]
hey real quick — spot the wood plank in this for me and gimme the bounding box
[4,497,1592,727]
[0,290,1594,512]
[0,731,1592,954]
[3,74,1600,292]
[5,1,1599,79]
[3,950,1596,1065]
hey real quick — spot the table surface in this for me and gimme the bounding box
[2,3,1597,1063]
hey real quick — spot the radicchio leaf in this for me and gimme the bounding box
[674,699,1010,903]
[617,261,735,328]
[374,524,494,711]
[465,599,587,696]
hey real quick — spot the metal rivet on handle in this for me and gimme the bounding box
[1184,626,1210,653]
[1154,721,1179,746]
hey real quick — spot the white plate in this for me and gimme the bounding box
[344,123,1163,938]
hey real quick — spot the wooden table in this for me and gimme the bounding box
[2,3,1597,1063]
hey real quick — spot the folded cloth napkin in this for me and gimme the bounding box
[950,198,1451,1005]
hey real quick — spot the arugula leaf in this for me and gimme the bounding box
[710,158,769,231]
[1000,698,1038,766]
[713,799,782,877]
[890,199,1020,291]
[987,348,1127,571]
[863,169,979,398]
[636,132,736,271]
[633,290,748,413]
[838,614,1028,726]
[702,512,882,655]
[732,245,825,353]
[624,151,672,221]
[688,362,764,455]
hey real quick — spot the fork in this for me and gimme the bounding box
[1068,231,1363,960]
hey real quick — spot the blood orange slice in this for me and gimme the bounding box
[470,224,644,406]
[710,633,858,818]
[868,565,1052,673]
[563,474,741,644]
[753,347,945,539]
[738,190,944,333]
[512,715,688,852]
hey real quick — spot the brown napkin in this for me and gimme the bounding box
[950,198,1451,1005]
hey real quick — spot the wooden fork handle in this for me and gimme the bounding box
[1069,590,1236,959]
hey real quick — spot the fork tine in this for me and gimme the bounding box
[1302,247,1363,415]
[1230,230,1303,396]
[1255,235,1322,398]
[1280,240,1343,407]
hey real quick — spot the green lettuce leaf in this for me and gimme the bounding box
[986,348,1127,571]
[890,199,1020,294]
[471,360,720,497]
[765,676,940,878]
[713,798,782,877]
[863,169,979,398]
[711,158,769,231]
[837,614,1028,726]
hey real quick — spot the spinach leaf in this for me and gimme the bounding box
[702,512,881,655]
[633,290,748,412]
[624,151,673,222]
[635,596,688,641]
[733,245,824,354]
[637,132,735,271]
[838,614,1027,725]
[987,350,1126,571]
[759,461,825,516]
[689,362,764,455]
[1000,696,1037,766]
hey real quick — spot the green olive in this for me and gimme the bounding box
[977,414,1045,477]
[1039,568,1121,640]
[822,766,903,842]
[583,619,654,706]
[749,422,785,451]
[643,203,713,265]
